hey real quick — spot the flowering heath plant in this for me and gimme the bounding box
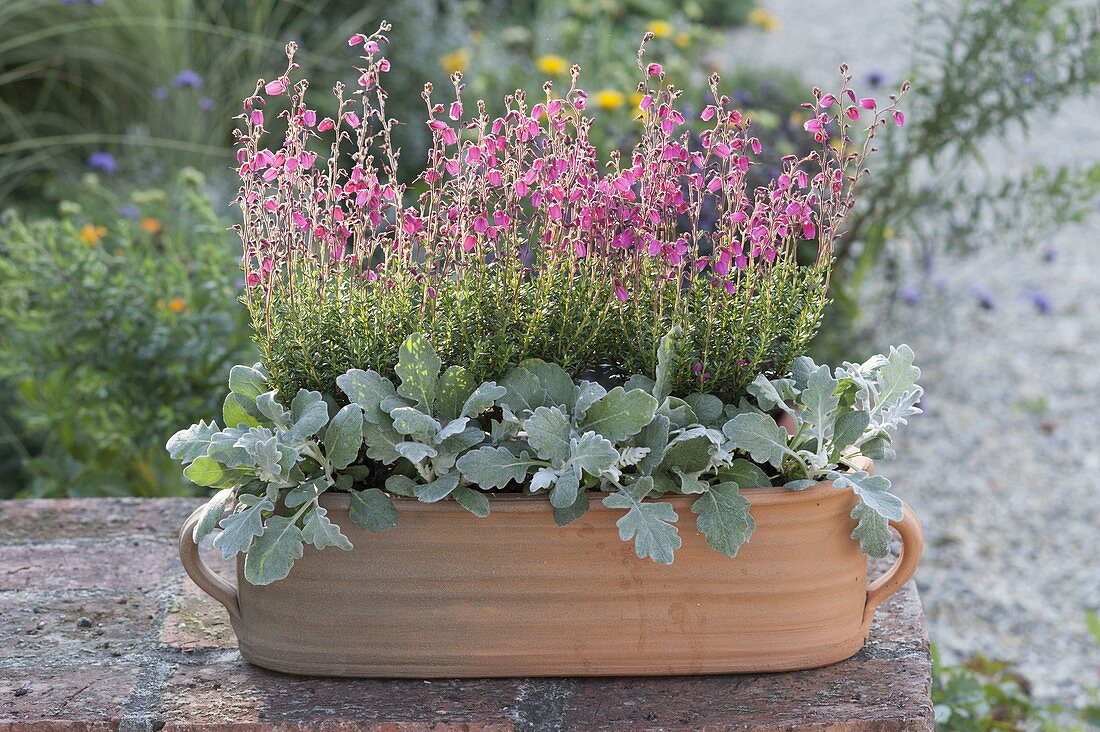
[169,23,920,584]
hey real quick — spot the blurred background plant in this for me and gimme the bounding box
[815,0,1100,358]
[0,169,253,498]
[0,0,462,207]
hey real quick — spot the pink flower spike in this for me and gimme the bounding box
[700,105,715,121]
[646,63,663,77]
[348,33,366,47]
[803,118,823,133]
[317,117,335,132]
[302,109,317,127]
[615,286,629,302]
[344,111,361,128]
[893,110,906,126]
[819,93,836,108]
[250,110,264,126]
[365,41,380,54]
[845,106,860,121]
[750,138,762,154]
[859,97,876,110]
[449,101,463,120]
[264,78,287,95]
[246,272,261,287]
[574,241,587,258]
[640,94,654,111]
[462,235,477,253]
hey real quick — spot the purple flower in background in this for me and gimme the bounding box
[970,285,996,310]
[899,284,922,305]
[1042,248,1057,263]
[118,203,141,220]
[173,70,203,89]
[153,86,170,100]
[199,96,216,112]
[86,151,117,174]
[865,68,887,88]
[1027,289,1053,315]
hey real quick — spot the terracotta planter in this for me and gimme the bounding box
[180,475,922,678]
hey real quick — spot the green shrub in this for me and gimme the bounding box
[0,170,253,497]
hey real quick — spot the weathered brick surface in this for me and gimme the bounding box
[0,498,934,731]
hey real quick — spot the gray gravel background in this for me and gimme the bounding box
[719,0,1100,705]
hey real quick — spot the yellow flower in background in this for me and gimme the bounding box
[440,48,470,74]
[675,33,692,48]
[647,20,673,38]
[748,8,781,32]
[536,54,568,75]
[595,90,626,110]
[79,224,107,245]
[140,217,162,234]
[884,227,895,240]
[167,297,188,314]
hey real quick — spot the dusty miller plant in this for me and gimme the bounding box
[169,330,922,584]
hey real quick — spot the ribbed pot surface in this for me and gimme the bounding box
[232,483,870,677]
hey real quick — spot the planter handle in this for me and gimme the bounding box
[862,501,923,632]
[179,505,240,622]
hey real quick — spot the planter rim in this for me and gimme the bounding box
[318,460,872,512]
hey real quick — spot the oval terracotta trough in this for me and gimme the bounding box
[180,477,922,678]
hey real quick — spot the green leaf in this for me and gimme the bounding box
[384,474,418,497]
[582,387,658,441]
[337,369,397,424]
[301,505,353,550]
[244,515,304,585]
[437,366,477,422]
[692,483,756,557]
[657,396,696,427]
[166,420,220,464]
[850,503,891,557]
[363,422,404,464]
[784,479,818,490]
[791,355,820,392]
[206,428,252,468]
[861,434,896,461]
[661,428,719,474]
[567,432,618,477]
[519,358,576,410]
[436,416,471,443]
[498,365,547,415]
[603,477,681,565]
[395,333,441,412]
[723,412,790,468]
[552,489,590,526]
[439,424,488,454]
[191,488,234,542]
[213,498,273,559]
[389,406,441,440]
[229,364,268,401]
[674,469,709,494]
[801,365,840,438]
[256,390,291,427]
[452,485,490,517]
[623,374,656,394]
[877,345,921,414]
[284,475,329,507]
[833,471,904,521]
[324,404,364,470]
[653,326,680,401]
[716,459,772,488]
[525,406,572,466]
[185,456,236,487]
[832,411,871,454]
[349,488,399,531]
[461,381,507,418]
[413,472,461,503]
[223,392,260,428]
[456,446,536,490]
[635,414,670,475]
[747,375,797,414]
[395,441,438,463]
[573,381,607,419]
[286,390,329,442]
[684,393,724,426]
[548,468,580,508]
[240,432,294,479]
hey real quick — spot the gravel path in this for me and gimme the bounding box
[719,0,1100,705]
